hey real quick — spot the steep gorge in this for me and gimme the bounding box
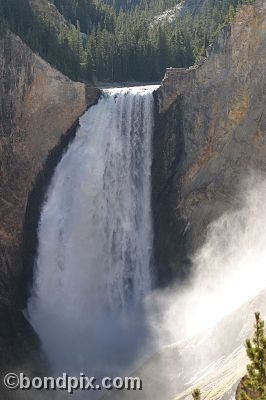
[102,6,266,397]
[0,1,265,398]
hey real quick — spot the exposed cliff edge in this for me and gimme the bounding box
[153,0,203,24]
[153,0,266,283]
[0,31,100,382]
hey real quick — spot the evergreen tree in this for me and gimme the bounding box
[192,388,201,400]
[0,0,256,83]
[0,16,8,38]
[240,312,266,400]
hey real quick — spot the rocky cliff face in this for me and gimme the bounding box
[153,0,203,24]
[0,31,100,383]
[0,32,100,306]
[153,0,266,282]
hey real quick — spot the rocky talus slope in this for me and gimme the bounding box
[153,0,266,282]
[0,31,100,385]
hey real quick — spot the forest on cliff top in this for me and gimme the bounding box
[0,0,254,82]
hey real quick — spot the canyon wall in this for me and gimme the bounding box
[153,0,266,282]
[0,31,100,381]
[0,32,100,306]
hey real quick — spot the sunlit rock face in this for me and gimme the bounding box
[153,0,266,281]
[0,32,100,305]
[153,0,205,25]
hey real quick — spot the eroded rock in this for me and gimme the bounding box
[153,0,266,280]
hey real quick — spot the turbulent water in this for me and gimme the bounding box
[27,85,266,400]
[28,86,158,375]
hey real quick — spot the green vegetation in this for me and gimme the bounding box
[0,0,83,79]
[240,312,266,400]
[0,0,255,82]
[192,388,201,400]
[101,0,178,13]
[0,15,7,38]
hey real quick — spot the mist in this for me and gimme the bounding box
[27,87,156,382]
[27,96,266,400]
[147,174,266,347]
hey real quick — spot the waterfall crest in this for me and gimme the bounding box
[28,86,157,373]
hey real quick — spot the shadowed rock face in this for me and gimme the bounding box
[153,0,266,282]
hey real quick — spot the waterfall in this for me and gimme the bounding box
[27,86,157,375]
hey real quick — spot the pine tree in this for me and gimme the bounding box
[240,312,266,400]
[192,388,201,400]
[2,0,256,82]
[0,16,8,38]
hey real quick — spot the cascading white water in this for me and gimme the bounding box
[28,86,158,375]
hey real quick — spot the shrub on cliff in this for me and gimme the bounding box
[192,388,201,400]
